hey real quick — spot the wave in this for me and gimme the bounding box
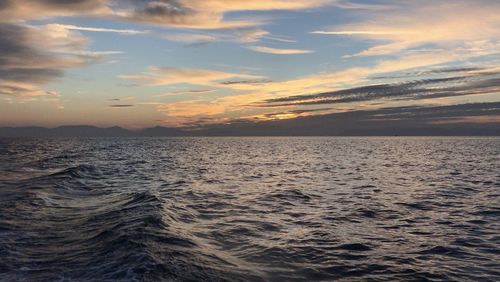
[0,168,253,281]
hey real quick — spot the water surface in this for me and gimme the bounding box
[0,137,499,281]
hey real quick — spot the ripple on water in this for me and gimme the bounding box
[0,137,499,281]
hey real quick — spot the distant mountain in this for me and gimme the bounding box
[1,102,499,137]
[0,125,188,137]
[1,122,498,137]
[0,126,124,137]
[50,126,132,137]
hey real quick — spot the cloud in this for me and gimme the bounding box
[0,0,384,30]
[247,46,314,54]
[219,79,273,85]
[107,96,135,102]
[0,22,114,97]
[120,66,263,87]
[114,0,342,29]
[147,51,483,125]
[312,1,500,57]
[362,102,500,123]
[109,104,135,107]
[249,108,333,121]
[429,115,500,125]
[232,29,271,43]
[0,85,58,97]
[154,89,216,97]
[50,24,148,35]
[161,29,294,47]
[232,28,296,43]
[219,50,473,99]
[162,33,218,46]
[152,50,500,126]
[0,0,109,22]
[372,67,488,79]
[259,72,500,107]
[3,0,496,128]
[156,99,229,126]
[312,30,400,35]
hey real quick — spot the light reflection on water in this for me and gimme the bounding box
[0,137,499,281]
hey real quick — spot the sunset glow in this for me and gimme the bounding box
[0,0,499,129]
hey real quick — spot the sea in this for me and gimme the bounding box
[0,137,499,281]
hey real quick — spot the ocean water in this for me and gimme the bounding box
[0,137,499,281]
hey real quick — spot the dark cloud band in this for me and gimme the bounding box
[259,73,500,107]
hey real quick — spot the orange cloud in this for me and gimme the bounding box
[247,46,314,54]
[149,48,495,125]
[312,1,500,57]
[0,0,369,30]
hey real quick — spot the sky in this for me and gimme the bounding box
[0,0,499,129]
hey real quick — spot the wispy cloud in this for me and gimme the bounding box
[248,108,333,121]
[154,89,216,97]
[109,104,134,108]
[258,71,500,107]
[163,33,217,44]
[372,67,488,79]
[231,29,295,43]
[120,67,263,87]
[50,24,148,35]
[220,79,273,85]
[311,30,400,35]
[161,29,295,47]
[247,46,314,54]
[231,29,270,43]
